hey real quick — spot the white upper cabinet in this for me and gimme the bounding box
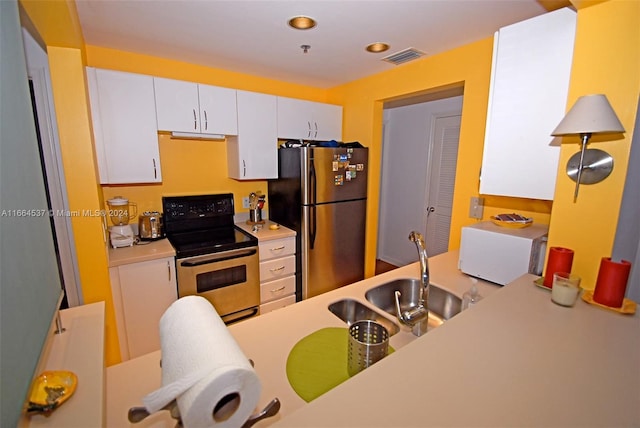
[277,97,342,141]
[227,90,278,180]
[479,8,576,200]
[86,67,161,184]
[154,77,238,136]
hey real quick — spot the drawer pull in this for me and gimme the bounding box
[269,266,285,273]
[270,246,285,251]
[270,286,286,293]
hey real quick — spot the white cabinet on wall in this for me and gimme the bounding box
[109,257,177,360]
[277,97,342,141]
[480,7,576,200]
[86,67,161,184]
[154,77,238,136]
[227,90,278,179]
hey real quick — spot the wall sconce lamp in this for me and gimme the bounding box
[551,94,625,202]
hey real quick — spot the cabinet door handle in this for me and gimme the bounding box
[193,109,197,130]
[153,158,157,179]
[269,266,285,273]
[243,160,246,177]
[270,245,285,251]
[270,286,286,293]
[167,261,172,282]
[203,110,208,131]
[314,122,318,139]
[307,121,312,139]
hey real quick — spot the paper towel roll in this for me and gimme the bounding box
[143,296,261,428]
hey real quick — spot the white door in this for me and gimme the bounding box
[197,84,238,135]
[118,257,177,359]
[154,77,201,132]
[424,115,461,256]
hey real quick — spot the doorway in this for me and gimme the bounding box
[22,28,83,307]
[377,94,463,267]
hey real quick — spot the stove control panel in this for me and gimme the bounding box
[163,194,235,232]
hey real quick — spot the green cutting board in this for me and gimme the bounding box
[286,327,394,402]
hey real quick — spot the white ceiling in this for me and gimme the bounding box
[74,0,554,89]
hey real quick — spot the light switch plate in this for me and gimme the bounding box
[469,196,484,219]
[242,197,250,209]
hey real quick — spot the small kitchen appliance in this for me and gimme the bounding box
[458,221,548,285]
[138,211,164,240]
[107,196,137,248]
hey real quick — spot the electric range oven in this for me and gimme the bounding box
[163,193,260,324]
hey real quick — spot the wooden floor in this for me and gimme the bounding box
[375,259,399,275]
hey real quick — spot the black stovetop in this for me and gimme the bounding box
[162,193,257,258]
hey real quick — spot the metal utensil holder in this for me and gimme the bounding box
[348,320,389,376]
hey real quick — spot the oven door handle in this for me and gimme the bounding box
[180,248,257,267]
[221,307,259,325]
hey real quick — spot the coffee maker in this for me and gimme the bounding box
[107,196,137,248]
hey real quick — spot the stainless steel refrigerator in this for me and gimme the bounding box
[268,146,368,300]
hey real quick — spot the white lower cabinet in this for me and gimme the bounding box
[258,236,297,314]
[109,256,177,360]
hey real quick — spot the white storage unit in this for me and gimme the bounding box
[86,67,161,184]
[227,90,278,179]
[277,97,342,141]
[154,77,238,136]
[480,8,576,200]
[258,236,297,313]
[109,256,177,360]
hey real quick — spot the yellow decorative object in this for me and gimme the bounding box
[27,370,77,415]
[490,214,533,228]
[581,291,636,315]
[533,277,551,290]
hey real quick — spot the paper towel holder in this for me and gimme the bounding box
[128,397,281,427]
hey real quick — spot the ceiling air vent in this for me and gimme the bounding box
[381,47,426,65]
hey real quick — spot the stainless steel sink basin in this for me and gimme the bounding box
[365,278,462,330]
[328,299,400,336]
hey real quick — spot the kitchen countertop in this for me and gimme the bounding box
[278,275,640,427]
[105,250,496,427]
[235,219,296,241]
[107,238,175,267]
[24,302,105,428]
[106,250,639,427]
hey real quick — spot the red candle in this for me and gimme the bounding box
[543,247,574,287]
[593,258,631,308]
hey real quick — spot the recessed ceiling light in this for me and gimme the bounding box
[366,42,390,53]
[288,16,316,30]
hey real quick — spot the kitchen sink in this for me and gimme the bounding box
[328,299,400,336]
[365,278,462,330]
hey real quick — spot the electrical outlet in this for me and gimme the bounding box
[242,197,250,209]
[469,196,484,219]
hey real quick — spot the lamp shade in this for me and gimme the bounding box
[552,94,625,136]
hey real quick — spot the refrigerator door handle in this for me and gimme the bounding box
[309,158,317,249]
[310,205,317,249]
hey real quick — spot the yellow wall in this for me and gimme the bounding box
[548,0,640,288]
[327,39,553,277]
[20,0,123,365]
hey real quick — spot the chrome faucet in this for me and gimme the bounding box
[394,231,430,336]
